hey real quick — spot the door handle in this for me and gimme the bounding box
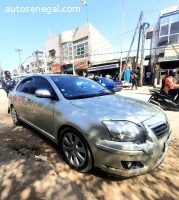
[27,99,31,103]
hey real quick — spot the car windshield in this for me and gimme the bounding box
[50,76,113,100]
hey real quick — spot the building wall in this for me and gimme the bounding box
[59,30,73,66]
[45,35,60,69]
[58,23,113,64]
[45,23,114,74]
[89,24,113,63]
[147,5,179,70]
[156,6,179,59]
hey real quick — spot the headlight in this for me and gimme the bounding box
[102,121,145,142]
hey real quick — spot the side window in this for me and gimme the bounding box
[30,77,56,97]
[16,78,32,93]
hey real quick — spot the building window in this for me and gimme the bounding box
[60,37,89,61]
[160,24,169,36]
[158,12,179,46]
[73,37,88,59]
[60,42,74,61]
[77,47,84,55]
[49,49,56,58]
[158,36,168,46]
[170,21,179,34]
[169,34,179,44]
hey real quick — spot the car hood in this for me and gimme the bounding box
[70,94,161,124]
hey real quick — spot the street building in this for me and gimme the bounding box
[146,5,179,85]
[45,23,114,76]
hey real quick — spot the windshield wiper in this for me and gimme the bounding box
[68,94,98,100]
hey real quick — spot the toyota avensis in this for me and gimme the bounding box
[8,74,171,177]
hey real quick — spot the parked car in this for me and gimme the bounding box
[8,74,171,177]
[98,77,123,92]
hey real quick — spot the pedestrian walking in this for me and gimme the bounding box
[130,71,137,90]
[146,70,151,85]
[2,70,16,114]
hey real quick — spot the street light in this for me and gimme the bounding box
[119,0,124,81]
[15,49,23,74]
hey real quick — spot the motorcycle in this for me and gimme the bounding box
[148,88,179,110]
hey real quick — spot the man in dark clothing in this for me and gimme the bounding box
[130,71,137,90]
[2,70,16,114]
[2,71,16,96]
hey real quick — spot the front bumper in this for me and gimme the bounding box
[93,130,171,177]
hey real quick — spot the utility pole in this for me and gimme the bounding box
[119,0,124,81]
[124,11,143,69]
[15,49,23,75]
[81,0,88,23]
[139,22,150,87]
[136,11,143,71]
[120,11,143,79]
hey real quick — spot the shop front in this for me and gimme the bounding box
[74,58,88,76]
[63,64,73,74]
[51,63,61,74]
[88,63,119,77]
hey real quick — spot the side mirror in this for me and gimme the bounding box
[35,89,51,98]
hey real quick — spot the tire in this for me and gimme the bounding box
[11,106,21,125]
[59,127,93,173]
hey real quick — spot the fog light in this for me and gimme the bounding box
[121,161,132,169]
[121,161,144,170]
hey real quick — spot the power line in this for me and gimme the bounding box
[143,0,159,21]
[0,42,16,50]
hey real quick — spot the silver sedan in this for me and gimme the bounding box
[8,74,171,177]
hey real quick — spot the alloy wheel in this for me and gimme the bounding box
[62,132,86,168]
[11,107,18,124]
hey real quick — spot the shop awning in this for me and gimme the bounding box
[159,60,179,69]
[88,64,118,72]
[145,55,151,60]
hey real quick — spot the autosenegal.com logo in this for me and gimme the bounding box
[5,4,81,14]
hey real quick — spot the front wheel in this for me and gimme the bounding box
[11,106,21,125]
[59,128,93,173]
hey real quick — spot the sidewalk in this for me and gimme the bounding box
[118,85,152,102]
[122,85,153,94]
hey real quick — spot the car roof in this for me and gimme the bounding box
[25,74,79,78]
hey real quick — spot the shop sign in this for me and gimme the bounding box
[74,58,88,70]
[51,64,61,73]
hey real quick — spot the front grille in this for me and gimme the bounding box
[151,122,170,140]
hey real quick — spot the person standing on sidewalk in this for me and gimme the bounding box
[2,70,16,113]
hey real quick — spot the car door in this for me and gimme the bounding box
[14,77,33,121]
[28,76,57,137]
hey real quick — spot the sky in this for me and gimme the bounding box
[0,0,179,71]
